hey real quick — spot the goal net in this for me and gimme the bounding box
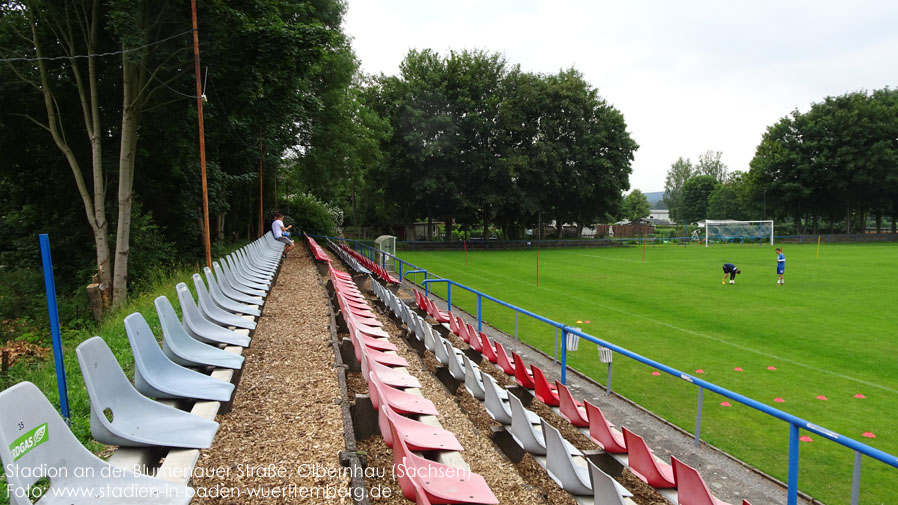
[704,220,774,247]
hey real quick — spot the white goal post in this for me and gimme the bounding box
[704,220,774,247]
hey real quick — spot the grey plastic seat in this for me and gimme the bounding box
[588,460,634,504]
[219,258,267,297]
[0,382,193,505]
[223,255,269,291]
[192,273,256,330]
[156,296,245,369]
[76,336,219,448]
[508,392,547,455]
[433,334,452,366]
[482,373,518,425]
[227,253,271,286]
[212,262,265,305]
[177,283,251,348]
[463,354,486,400]
[124,312,234,402]
[444,340,467,381]
[204,267,261,316]
[542,419,592,495]
[423,320,439,353]
[236,248,274,279]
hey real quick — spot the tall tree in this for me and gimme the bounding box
[696,150,728,182]
[622,189,651,222]
[681,175,719,223]
[663,157,694,222]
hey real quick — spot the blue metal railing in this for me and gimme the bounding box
[322,235,898,505]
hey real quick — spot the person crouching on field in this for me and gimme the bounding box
[722,263,740,285]
[272,212,295,257]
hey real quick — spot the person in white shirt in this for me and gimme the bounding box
[272,212,295,256]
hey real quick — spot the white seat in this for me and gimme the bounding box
[155,295,244,369]
[507,392,546,455]
[125,313,234,402]
[192,273,256,330]
[76,336,219,448]
[212,262,264,305]
[481,373,517,425]
[0,382,192,504]
[219,258,267,297]
[423,320,437,352]
[227,252,270,286]
[177,283,251,348]
[204,267,260,316]
[463,354,485,400]
[444,340,467,381]
[542,419,592,495]
[588,459,634,504]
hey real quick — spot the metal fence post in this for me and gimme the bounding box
[561,327,567,385]
[514,312,519,341]
[477,295,482,332]
[447,283,452,312]
[851,451,861,505]
[39,234,70,424]
[787,423,800,505]
[554,327,559,364]
[695,387,704,447]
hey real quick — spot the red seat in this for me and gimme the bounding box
[555,380,589,427]
[584,401,627,453]
[467,324,482,352]
[412,480,433,505]
[353,337,408,367]
[513,352,535,389]
[449,313,461,336]
[389,422,499,504]
[367,371,438,416]
[479,333,498,364]
[378,401,464,452]
[493,341,516,375]
[362,352,422,389]
[622,427,676,488]
[530,365,559,406]
[672,456,740,505]
[414,290,427,312]
[427,299,450,323]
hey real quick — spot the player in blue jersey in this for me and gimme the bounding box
[722,263,740,284]
[776,248,785,285]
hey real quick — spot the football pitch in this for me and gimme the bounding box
[398,242,898,504]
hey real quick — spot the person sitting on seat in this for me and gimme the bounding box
[272,212,295,257]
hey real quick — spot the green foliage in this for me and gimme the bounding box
[622,189,651,222]
[750,88,898,233]
[663,157,695,222]
[283,193,341,237]
[681,175,720,222]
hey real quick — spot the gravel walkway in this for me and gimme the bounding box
[191,249,351,505]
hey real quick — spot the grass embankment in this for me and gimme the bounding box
[0,261,213,504]
[400,243,898,505]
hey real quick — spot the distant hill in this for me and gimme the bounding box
[642,191,665,209]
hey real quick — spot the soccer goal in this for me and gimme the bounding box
[704,220,774,247]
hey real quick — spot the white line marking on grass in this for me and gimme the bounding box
[453,262,898,396]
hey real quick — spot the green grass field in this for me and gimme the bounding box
[399,242,898,505]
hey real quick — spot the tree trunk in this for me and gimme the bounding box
[556,212,563,239]
[112,58,140,306]
[875,212,882,234]
[426,217,432,241]
[351,181,358,231]
[216,214,225,241]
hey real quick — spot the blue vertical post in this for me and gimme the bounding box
[39,234,70,423]
[560,327,568,384]
[787,423,800,505]
[477,295,482,331]
[447,284,452,312]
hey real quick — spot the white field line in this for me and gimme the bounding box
[429,259,898,396]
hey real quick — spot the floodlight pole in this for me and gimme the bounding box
[191,0,212,269]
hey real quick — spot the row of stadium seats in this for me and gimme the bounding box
[416,289,754,505]
[327,260,499,505]
[338,242,400,284]
[0,232,286,503]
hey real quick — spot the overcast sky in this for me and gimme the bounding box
[343,1,898,194]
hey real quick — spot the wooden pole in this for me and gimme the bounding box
[259,127,263,237]
[191,0,212,269]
